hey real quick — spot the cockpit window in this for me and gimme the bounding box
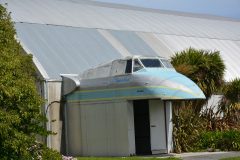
[133,59,143,72]
[140,59,163,68]
[160,59,174,68]
[125,59,132,73]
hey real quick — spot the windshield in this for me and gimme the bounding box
[160,59,174,68]
[133,59,144,72]
[140,59,163,68]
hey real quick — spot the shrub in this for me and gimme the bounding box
[198,130,240,151]
[219,78,240,129]
[172,103,206,153]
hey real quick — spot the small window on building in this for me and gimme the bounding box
[140,58,163,68]
[160,59,174,68]
[125,59,132,73]
[133,59,143,72]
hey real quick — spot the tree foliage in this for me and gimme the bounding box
[171,48,225,113]
[0,4,61,159]
[219,78,240,128]
[223,78,240,104]
[171,47,225,100]
[171,48,240,153]
[171,48,226,153]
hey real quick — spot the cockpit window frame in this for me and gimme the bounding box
[125,59,133,74]
[133,58,144,72]
[159,58,174,69]
[129,56,174,73]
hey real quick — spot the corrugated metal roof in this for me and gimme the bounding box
[15,23,122,79]
[2,0,240,40]
[1,0,240,81]
[109,30,157,56]
[154,34,240,81]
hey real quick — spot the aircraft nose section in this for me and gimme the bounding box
[134,69,205,100]
[167,73,205,100]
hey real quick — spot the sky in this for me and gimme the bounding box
[94,0,240,20]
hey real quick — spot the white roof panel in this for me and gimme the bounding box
[15,23,122,79]
[1,0,240,81]
[2,0,240,40]
[155,34,240,81]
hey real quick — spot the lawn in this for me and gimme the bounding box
[77,157,180,160]
[220,157,240,160]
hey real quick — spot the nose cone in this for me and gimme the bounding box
[163,72,206,100]
[134,69,205,100]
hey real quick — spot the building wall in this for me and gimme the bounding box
[37,79,173,155]
[165,101,173,153]
[46,81,62,152]
[65,100,132,156]
[127,101,136,155]
[64,101,82,155]
[64,98,173,156]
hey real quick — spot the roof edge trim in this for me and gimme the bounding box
[17,38,50,80]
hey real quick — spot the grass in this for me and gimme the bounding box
[77,157,180,160]
[220,157,240,160]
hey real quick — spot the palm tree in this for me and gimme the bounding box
[171,47,225,112]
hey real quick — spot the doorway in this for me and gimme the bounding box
[133,100,151,155]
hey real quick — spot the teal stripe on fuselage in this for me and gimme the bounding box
[66,85,204,102]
